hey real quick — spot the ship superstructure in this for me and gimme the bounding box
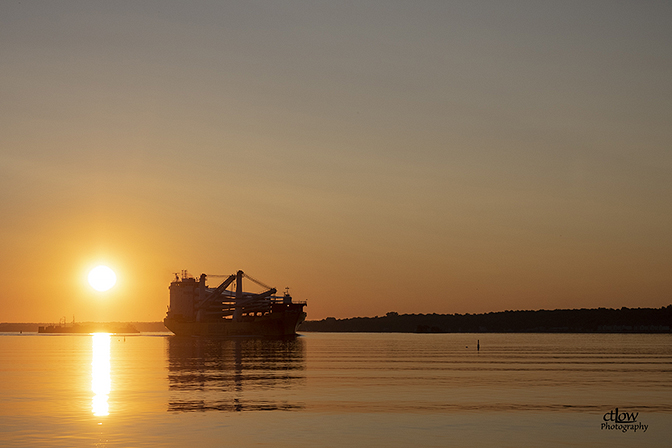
[164,270,306,337]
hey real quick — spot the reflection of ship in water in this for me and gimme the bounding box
[167,336,306,412]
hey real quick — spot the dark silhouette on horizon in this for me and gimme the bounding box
[298,306,672,333]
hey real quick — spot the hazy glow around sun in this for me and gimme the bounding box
[88,265,117,292]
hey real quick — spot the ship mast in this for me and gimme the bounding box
[234,270,243,320]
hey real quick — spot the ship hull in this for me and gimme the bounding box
[164,309,306,338]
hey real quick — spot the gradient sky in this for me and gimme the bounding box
[1,1,671,322]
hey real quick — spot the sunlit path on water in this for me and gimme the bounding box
[91,333,111,417]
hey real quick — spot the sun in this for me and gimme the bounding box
[88,265,117,292]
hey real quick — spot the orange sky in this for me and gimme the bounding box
[1,1,671,322]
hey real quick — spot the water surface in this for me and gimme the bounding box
[0,332,669,447]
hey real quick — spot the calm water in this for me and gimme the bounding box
[0,332,670,447]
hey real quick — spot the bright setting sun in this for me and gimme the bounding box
[88,265,117,292]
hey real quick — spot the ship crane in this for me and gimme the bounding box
[208,272,274,290]
[194,273,236,312]
[194,270,276,321]
[241,272,274,291]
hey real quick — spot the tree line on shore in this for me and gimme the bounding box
[298,305,672,333]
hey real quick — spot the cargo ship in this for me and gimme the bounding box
[163,270,306,337]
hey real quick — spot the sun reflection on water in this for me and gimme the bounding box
[91,333,111,417]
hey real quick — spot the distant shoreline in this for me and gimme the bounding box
[2,306,671,334]
[298,305,672,333]
[0,322,168,333]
